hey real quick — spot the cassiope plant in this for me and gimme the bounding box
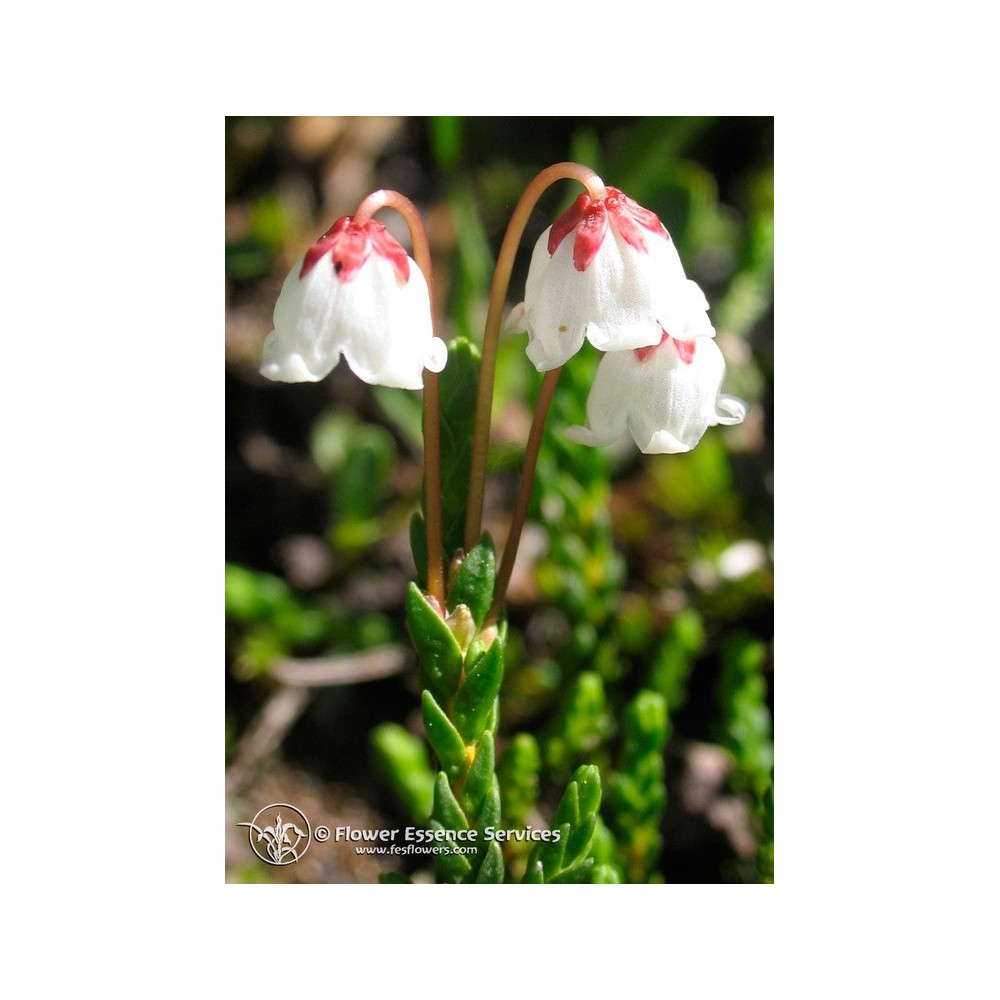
[260,162,747,883]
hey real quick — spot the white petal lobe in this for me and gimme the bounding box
[260,253,445,390]
[519,227,685,371]
[567,337,746,455]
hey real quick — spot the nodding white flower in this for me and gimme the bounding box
[565,332,746,454]
[506,187,711,371]
[260,217,447,390]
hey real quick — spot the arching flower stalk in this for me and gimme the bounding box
[468,163,742,620]
[260,190,448,603]
[463,163,609,555]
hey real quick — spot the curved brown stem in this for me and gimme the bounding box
[484,366,562,626]
[354,190,444,605]
[463,163,606,552]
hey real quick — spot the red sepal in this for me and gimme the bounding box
[549,195,612,271]
[634,329,669,362]
[299,217,374,282]
[672,338,696,364]
[614,189,666,234]
[367,221,410,284]
[572,200,608,271]
[548,194,591,256]
[634,331,696,365]
[605,187,668,253]
[298,217,411,285]
[548,186,668,271]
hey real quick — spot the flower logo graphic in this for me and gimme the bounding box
[238,803,313,865]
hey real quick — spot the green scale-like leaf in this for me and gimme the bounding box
[453,638,504,744]
[475,841,505,884]
[434,843,473,884]
[421,691,467,785]
[474,778,502,832]
[589,864,621,885]
[565,815,598,869]
[447,534,495,626]
[430,773,474,884]
[575,762,602,817]
[461,731,495,817]
[468,779,502,876]
[523,765,602,884]
[522,860,544,885]
[552,781,580,830]
[550,859,595,883]
[406,583,462,703]
[534,823,569,875]
[432,771,469,831]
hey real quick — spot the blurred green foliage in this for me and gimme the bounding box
[646,609,703,720]
[544,671,614,777]
[225,562,394,678]
[717,633,773,806]
[311,410,397,549]
[498,733,541,829]
[606,691,669,883]
[371,723,435,824]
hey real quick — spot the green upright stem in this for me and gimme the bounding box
[463,162,606,553]
[354,189,445,605]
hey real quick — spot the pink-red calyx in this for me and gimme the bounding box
[547,187,668,272]
[635,330,696,364]
[299,217,410,284]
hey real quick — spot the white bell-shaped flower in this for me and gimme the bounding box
[565,332,746,454]
[260,217,447,390]
[506,188,710,372]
